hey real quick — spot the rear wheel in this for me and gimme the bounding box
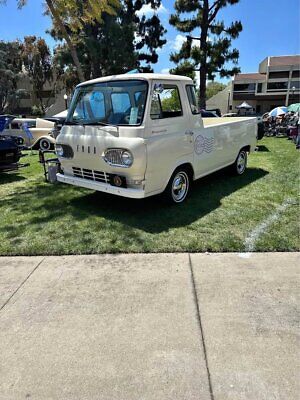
[163,168,191,204]
[231,149,247,175]
[39,138,52,151]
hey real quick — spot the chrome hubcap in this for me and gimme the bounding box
[172,172,189,202]
[41,140,50,150]
[237,152,246,174]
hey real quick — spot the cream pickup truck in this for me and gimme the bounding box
[56,74,257,204]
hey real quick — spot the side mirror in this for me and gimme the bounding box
[153,83,164,94]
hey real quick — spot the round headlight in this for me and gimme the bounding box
[121,150,133,167]
[55,144,64,157]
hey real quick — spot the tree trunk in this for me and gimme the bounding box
[45,0,85,82]
[199,65,207,109]
[198,0,209,109]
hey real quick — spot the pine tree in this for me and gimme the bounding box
[169,0,242,108]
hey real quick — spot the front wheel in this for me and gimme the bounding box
[163,168,191,204]
[231,149,247,175]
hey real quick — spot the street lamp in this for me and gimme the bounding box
[292,86,296,98]
[63,94,68,110]
[227,90,231,113]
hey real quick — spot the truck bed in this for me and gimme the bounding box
[203,117,256,127]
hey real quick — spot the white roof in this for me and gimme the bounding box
[77,73,193,87]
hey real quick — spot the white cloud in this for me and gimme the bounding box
[171,34,202,51]
[136,3,168,17]
[160,68,170,74]
[173,34,186,51]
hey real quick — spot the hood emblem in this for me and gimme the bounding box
[76,144,97,154]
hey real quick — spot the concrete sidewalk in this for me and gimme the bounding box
[0,253,298,400]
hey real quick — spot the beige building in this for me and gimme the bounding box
[207,55,300,115]
[13,74,65,117]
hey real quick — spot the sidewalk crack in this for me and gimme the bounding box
[188,254,215,400]
[0,257,45,312]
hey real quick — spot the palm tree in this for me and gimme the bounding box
[1,0,119,82]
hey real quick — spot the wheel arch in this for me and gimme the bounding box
[31,136,55,150]
[163,161,195,192]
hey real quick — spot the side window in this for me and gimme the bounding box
[111,92,131,113]
[11,122,20,129]
[186,85,200,114]
[150,85,183,119]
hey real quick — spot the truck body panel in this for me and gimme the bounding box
[56,73,257,201]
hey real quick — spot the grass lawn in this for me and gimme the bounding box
[0,137,299,255]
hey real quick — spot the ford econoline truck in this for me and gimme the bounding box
[56,74,257,204]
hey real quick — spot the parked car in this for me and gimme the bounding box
[55,73,257,204]
[206,108,221,117]
[2,117,55,150]
[222,112,238,117]
[0,115,28,171]
[200,109,219,118]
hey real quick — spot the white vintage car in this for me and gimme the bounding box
[55,74,257,204]
[3,117,55,150]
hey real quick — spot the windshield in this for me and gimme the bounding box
[66,80,148,126]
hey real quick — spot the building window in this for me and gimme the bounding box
[257,83,262,93]
[268,71,289,79]
[267,82,288,91]
[289,81,300,90]
[292,70,300,78]
[233,83,256,92]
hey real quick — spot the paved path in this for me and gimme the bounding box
[0,253,298,400]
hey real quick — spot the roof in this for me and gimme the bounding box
[234,73,266,82]
[77,73,193,87]
[269,55,300,67]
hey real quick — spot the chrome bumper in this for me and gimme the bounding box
[56,173,146,199]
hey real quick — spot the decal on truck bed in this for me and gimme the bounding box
[194,135,214,155]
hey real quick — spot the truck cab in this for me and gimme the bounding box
[56,74,257,204]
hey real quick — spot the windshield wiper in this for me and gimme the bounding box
[64,120,83,126]
[83,121,118,128]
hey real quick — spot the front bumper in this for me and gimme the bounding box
[56,173,146,199]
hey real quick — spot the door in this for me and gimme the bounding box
[145,81,194,193]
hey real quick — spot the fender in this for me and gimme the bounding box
[31,135,56,150]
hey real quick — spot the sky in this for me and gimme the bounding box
[0,0,299,84]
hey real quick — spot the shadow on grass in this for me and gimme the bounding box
[256,145,270,152]
[1,167,268,235]
[0,172,26,184]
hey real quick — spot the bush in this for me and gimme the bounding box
[31,105,44,117]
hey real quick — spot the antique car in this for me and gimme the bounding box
[2,117,55,150]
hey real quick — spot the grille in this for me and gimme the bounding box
[72,167,110,183]
[104,149,123,166]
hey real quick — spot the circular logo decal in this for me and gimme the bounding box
[194,135,205,155]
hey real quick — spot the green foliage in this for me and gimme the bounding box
[50,1,167,88]
[21,36,53,112]
[31,105,44,117]
[169,0,242,107]
[160,88,181,111]
[206,81,227,99]
[0,40,23,113]
[170,60,196,81]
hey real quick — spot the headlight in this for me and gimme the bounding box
[55,144,64,157]
[103,148,134,167]
[55,144,74,158]
[121,150,133,167]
